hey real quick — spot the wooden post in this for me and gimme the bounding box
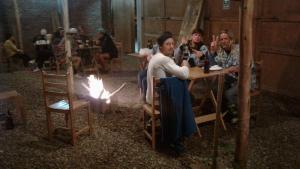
[212,74,225,169]
[234,0,254,168]
[136,0,142,52]
[12,0,23,50]
[61,0,74,86]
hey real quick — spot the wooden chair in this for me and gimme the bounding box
[143,77,201,149]
[142,76,161,149]
[0,90,26,124]
[42,71,92,145]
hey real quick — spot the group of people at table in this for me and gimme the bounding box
[138,28,257,154]
[2,26,118,74]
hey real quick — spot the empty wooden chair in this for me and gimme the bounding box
[42,71,92,145]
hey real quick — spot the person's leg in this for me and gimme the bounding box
[15,53,30,67]
[141,77,147,101]
[137,69,147,88]
[224,83,238,106]
[36,52,44,69]
[72,56,82,75]
[224,83,238,123]
[97,53,110,71]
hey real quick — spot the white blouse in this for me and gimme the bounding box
[146,52,189,104]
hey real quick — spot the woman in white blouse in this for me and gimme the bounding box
[146,32,189,104]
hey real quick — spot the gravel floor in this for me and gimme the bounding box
[0,65,299,169]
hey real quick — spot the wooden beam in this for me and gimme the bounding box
[177,0,204,45]
[12,0,23,50]
[234,0,254,168]
[61,0,74,87]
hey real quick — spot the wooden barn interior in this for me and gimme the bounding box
[0,0,299,168]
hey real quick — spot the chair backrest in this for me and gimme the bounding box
[151,76,161,111]
[42,71,74,109]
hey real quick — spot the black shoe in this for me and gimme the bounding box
[170,141,185,156]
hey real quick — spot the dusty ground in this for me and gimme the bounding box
[0,57,299,169]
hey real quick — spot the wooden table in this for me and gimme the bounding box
[128,53,147,70]
[188,67,229,136]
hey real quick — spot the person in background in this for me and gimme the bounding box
[174,28,208,67]
[95,28,118,73]
[3,33,31,72]
[52,27,82,77]
[52,27,65,62]
[137,46,158,101]
[77,25,89,43]
[209,29,240,123]
[32,28,54,72]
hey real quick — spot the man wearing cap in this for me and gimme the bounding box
[32,28,54,72]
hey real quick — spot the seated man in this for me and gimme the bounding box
[146,31,196,154]
[95,28,118,72]
[32,28,55,72]
[3,33,31,72]
[51,28,82,77]
[209,30,241,122]
[174,28,209,67]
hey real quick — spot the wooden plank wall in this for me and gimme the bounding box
[255,0,300,98]
[204,0,300,98]
[112,0,135,53]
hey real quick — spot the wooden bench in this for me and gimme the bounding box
[0,90,26,124]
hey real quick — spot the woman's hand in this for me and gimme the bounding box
[181,36,188,45]
[181,60,189,67]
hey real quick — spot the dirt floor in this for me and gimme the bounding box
[0,57,299,169]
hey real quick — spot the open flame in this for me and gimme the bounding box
[82,75,127,104]
[82,75,111,104]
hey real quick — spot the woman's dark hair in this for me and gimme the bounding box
[157,31,173,47]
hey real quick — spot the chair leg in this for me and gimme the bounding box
[196,124,202,137]
[65,113,70,128]
[69,112,76,145]
[87,104,92,135]
[152,116,156,150]
[46,111,53,140]
[56,62,60,74]
[220,114,227,131]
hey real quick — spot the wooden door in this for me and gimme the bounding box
[142,0,188,47]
